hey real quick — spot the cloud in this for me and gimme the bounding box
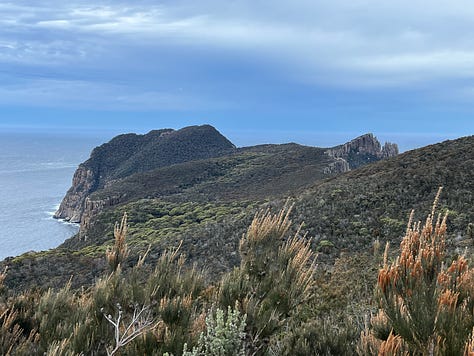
[0,78,228,110]
[1,0,474,108]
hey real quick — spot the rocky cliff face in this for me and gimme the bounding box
[81,195,124,231]
[54,165,97,223]
[54,125,236,223]
[324,133,398,173]
[323,158,351,174]
[381,142,399,158]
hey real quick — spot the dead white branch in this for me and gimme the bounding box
[102,303,157,356]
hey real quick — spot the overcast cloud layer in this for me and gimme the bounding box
[0,0,472,148]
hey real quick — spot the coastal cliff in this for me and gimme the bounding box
[54,125,236,223]
[54,165,98,223]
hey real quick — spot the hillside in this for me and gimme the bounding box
[1,134,472,346]
[60,135,472,275]
[295,135,474,255]
[2,127,403,291]
[74,143,334,234]
[51,127,399,238]
[0,131,471,354]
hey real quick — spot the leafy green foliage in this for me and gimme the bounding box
[182,306,246,356]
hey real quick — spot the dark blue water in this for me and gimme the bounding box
[0,132,103,260]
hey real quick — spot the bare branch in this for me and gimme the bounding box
[103,303,158,356]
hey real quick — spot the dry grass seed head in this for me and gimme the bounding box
[106,212,129,272]
[379,331,408,356]
[358,328,383,355]
[438,290,459,312]
[464,327,474,356]
[242,205,293,246]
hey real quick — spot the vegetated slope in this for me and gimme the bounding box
[87,144,334,204]
[68,136,398,247]
[4,130,399,291]
[54,125,236,223]
[1,135,472,356]
[78,135,473,276]
[52,143,351,279]
[295,135,474,257]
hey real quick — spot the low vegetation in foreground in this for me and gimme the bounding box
[0,188,473,355]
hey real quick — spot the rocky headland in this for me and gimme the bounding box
[55,126,399,239]
[54,125,236,224]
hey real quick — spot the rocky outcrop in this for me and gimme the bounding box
[381,142,399,158]
[54,125,236,224]
[325,133,398,172]
[54,165,97,223]
[81,195,124,231]
[323,158,351,174]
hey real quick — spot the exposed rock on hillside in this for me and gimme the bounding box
[54,165,96,223]
[325,133,398,173]
[323,158,350,174]
[382,141,399,158]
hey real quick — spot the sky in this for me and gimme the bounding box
[0,0,473,151]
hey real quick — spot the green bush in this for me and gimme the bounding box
[182,306,246,356]
[219,207,317,354]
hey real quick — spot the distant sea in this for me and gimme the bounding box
[0,132,104,260]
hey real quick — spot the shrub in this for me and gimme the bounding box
[218,206,317,354]
[359,188,474,355]
[182,305,246,356]
[0,308,37,355]
[269,316,360,356]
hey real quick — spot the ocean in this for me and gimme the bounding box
[0,132,104,260]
